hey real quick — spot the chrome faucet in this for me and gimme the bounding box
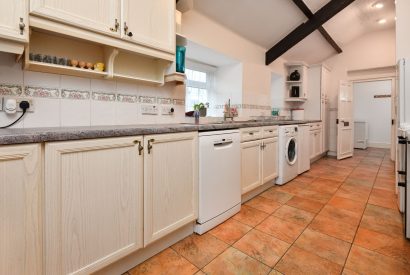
[224,99,234,122]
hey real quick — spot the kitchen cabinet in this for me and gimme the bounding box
[0,0,28,43]
[0,144,42,275]
[284,62,308,102]
[123,0,175,53]
[30,0,121,37]
[240,127,278,194]
[143,132,198,245]
[309,123,323,160]
[44,137,144,275]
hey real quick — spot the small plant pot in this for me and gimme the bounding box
[199,108,207,117]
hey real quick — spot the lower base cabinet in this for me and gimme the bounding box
[143,132,198,245]
[44,137,144,275]
[0,144,42,275]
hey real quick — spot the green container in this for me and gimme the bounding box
[176,46,186,73]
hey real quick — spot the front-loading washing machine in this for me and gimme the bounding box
[276,125,299,185]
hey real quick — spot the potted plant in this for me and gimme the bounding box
[193,102,209,117]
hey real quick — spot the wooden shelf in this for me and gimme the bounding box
[25,61,109,79]
[286,81,302,84]
[114,73,163,86]
[285,97,307,102]
[164,72,186,84]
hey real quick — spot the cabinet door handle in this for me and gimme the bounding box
[134,140,144,155]
[147,139,155,154]
[110,19,119,32]
[124,22,133,37]
[19,18,25,35]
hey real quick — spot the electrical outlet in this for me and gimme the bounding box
[16,98,34,112]
[161,106,175,116]
[141,104,158,115]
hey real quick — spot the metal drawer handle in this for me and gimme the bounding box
[19,18,25,35]
[147,139,155,154]
[110,19,119,32]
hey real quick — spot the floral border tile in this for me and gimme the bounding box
[173,99,185,106]
[157,97,173,105]
[24,86,60,98]
[0,84,22,96]
[92,92,116,102]
[117,94,139,103]
[61,89,90,100]
[139,96,156,104]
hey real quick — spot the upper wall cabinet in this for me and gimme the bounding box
[0,0,28,53]
[30,0,121,37]
[123,0,175,54]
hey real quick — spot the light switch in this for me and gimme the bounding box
[141,104,159,115]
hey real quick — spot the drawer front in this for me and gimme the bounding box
[309,123,322,131]
[262,126,278,138]
[240,127,263,142]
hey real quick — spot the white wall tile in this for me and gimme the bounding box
[61,75,90,91]
[0,53,24,85]
[116,82,138,94]
[23,98,60,128]
[115,102,140,125]
[0,112,24,128]
[61,99,90,127]
[91,79,117,93]
[24,71,60,88]
[91,100,116,126]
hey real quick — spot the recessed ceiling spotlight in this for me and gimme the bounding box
[378,18,387,24]
[372,2,384,9]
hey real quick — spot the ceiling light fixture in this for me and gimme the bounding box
[372,2,384,9]
[378,18,387,24]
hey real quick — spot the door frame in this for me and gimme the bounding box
[347,66,396,160]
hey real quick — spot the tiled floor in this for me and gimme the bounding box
[127,148,410,275]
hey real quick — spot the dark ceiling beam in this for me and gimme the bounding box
[266,0,356,65]
[292,0,342,54]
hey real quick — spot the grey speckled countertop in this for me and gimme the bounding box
[0,120,321,145]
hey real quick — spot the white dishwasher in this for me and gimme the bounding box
[195,129,241,234]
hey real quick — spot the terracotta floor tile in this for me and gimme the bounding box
[328,196,367,213]
[344,176,374,188]
[334,185,371,203]
[319,205,362,226]
[368,188,398,210]
[374,178,396,191]
[286,196,324,214]
[128,248,198,275]
[294,174,316,183]
[202,247,270,275]
[275,246,343,275]
[260,188,293,204]
[345,245,410,275]
[360,204,403,238]
[232,205,269,227]
[269,270,284,275]
[309,214,358,243]
[317,172,348,182]
[171,233,229,268]
[255,216,305,244]
[295,188,333,204]
[354,227,410,265]
[273,205,315,226]
[233,229,290,267]
[245,196,282,214]
[342,268,360,275]
[294,228,351,266]
[208,218,252,245]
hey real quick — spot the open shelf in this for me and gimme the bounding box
[114,73,164,86]
[285,97,307,102]
[286,80,302,84]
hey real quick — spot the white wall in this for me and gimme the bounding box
[323,28,396,153]
[353,80,392,148]
[396,0,410,60]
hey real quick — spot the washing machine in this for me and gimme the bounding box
[276,125,299,185]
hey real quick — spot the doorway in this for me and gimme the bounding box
[353,79,392,151]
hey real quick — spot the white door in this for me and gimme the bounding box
[0,0,28,42]
[337,81,354,160]
[44,137,144,275]
[391,77,397,161]
[262,137,278,183]
[144,132,198,245]
[0,144,42,275]
[122,0,175,53]
[241,140,262,194]
[30,0,121,37]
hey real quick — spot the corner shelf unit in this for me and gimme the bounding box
[164,33,188,85]
[23,29,172,86]
[284,62,309,103]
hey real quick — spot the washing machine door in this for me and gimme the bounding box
[286,137,297,165]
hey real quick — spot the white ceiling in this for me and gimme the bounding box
[186,0,396,64]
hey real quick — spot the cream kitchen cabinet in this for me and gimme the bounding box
[143,132,198,245]
[309,123,323,160]
[0,144,42,275]
[44,137,144,275]
[30,0,121,37]
[240,127,278,194]
[0,0,28,42]
[123,0,176,53]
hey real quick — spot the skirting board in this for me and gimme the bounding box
[368,142,391,149]
[241,179,276,203]
[95,223,194,275]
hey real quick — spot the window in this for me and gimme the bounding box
[185,68,212,112]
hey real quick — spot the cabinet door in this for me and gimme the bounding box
[0,144,42,275]
[0,0,28,42]
[309,131,316,159]
[262,137,278,183]
[30,0,121,37]
[45,137,143,275]
[144,132,198,245]
[241,140,262,194]
[317,129,323,155]
[123,0,175,53]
